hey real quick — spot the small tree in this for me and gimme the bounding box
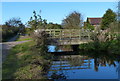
[28,10,47,31]
[62,11,83,29]
[101,9,117,30]
[2,18,24,41]
[33,29,52,59]
[5,17,24,27]
[84,19,94,30]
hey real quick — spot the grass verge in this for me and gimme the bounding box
[16,36,32,41]
[2,41,51,79]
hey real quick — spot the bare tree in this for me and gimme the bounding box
[62,11,83,29]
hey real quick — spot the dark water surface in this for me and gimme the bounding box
[47,45,120,80]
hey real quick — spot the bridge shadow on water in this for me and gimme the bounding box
[47,45,120,80]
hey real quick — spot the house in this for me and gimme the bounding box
[86,17,102,27]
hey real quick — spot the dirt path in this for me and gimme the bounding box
[1,40,30,62]
[1,34,31,62]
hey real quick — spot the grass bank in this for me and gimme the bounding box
[16,35,32,41]
[2,41,52,79]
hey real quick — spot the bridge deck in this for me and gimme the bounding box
[36,29,92,45]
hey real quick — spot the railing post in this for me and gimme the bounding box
[60,29,62,45]
[79,29,81,40]
[70,29,71,45]
[49,29,51,38]
[54,29,55,38]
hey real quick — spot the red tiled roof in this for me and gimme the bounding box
[88,18,102,25]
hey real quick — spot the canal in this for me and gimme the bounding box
[47,45,120,80]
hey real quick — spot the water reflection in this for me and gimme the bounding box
[81,52,120,71]
[118,62,120,81]
[93,56,118,72]
[48,45,56,52]
[48,53,120,79]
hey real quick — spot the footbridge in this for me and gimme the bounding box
[35,29,92,45]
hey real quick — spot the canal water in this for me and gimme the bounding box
[47,45,120,80]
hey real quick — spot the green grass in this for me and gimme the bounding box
[16,36,32,41]
[2,41,50,79]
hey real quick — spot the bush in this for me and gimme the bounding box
[2,25,19,42]
[79,39,120,55]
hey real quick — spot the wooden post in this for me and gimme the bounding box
[79,29,81,40]
[70,29,71,45]
[49,29,51,38]
[54,29,55,38]
[60,29,62,45]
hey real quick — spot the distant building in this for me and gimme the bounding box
[86,17,102,27]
